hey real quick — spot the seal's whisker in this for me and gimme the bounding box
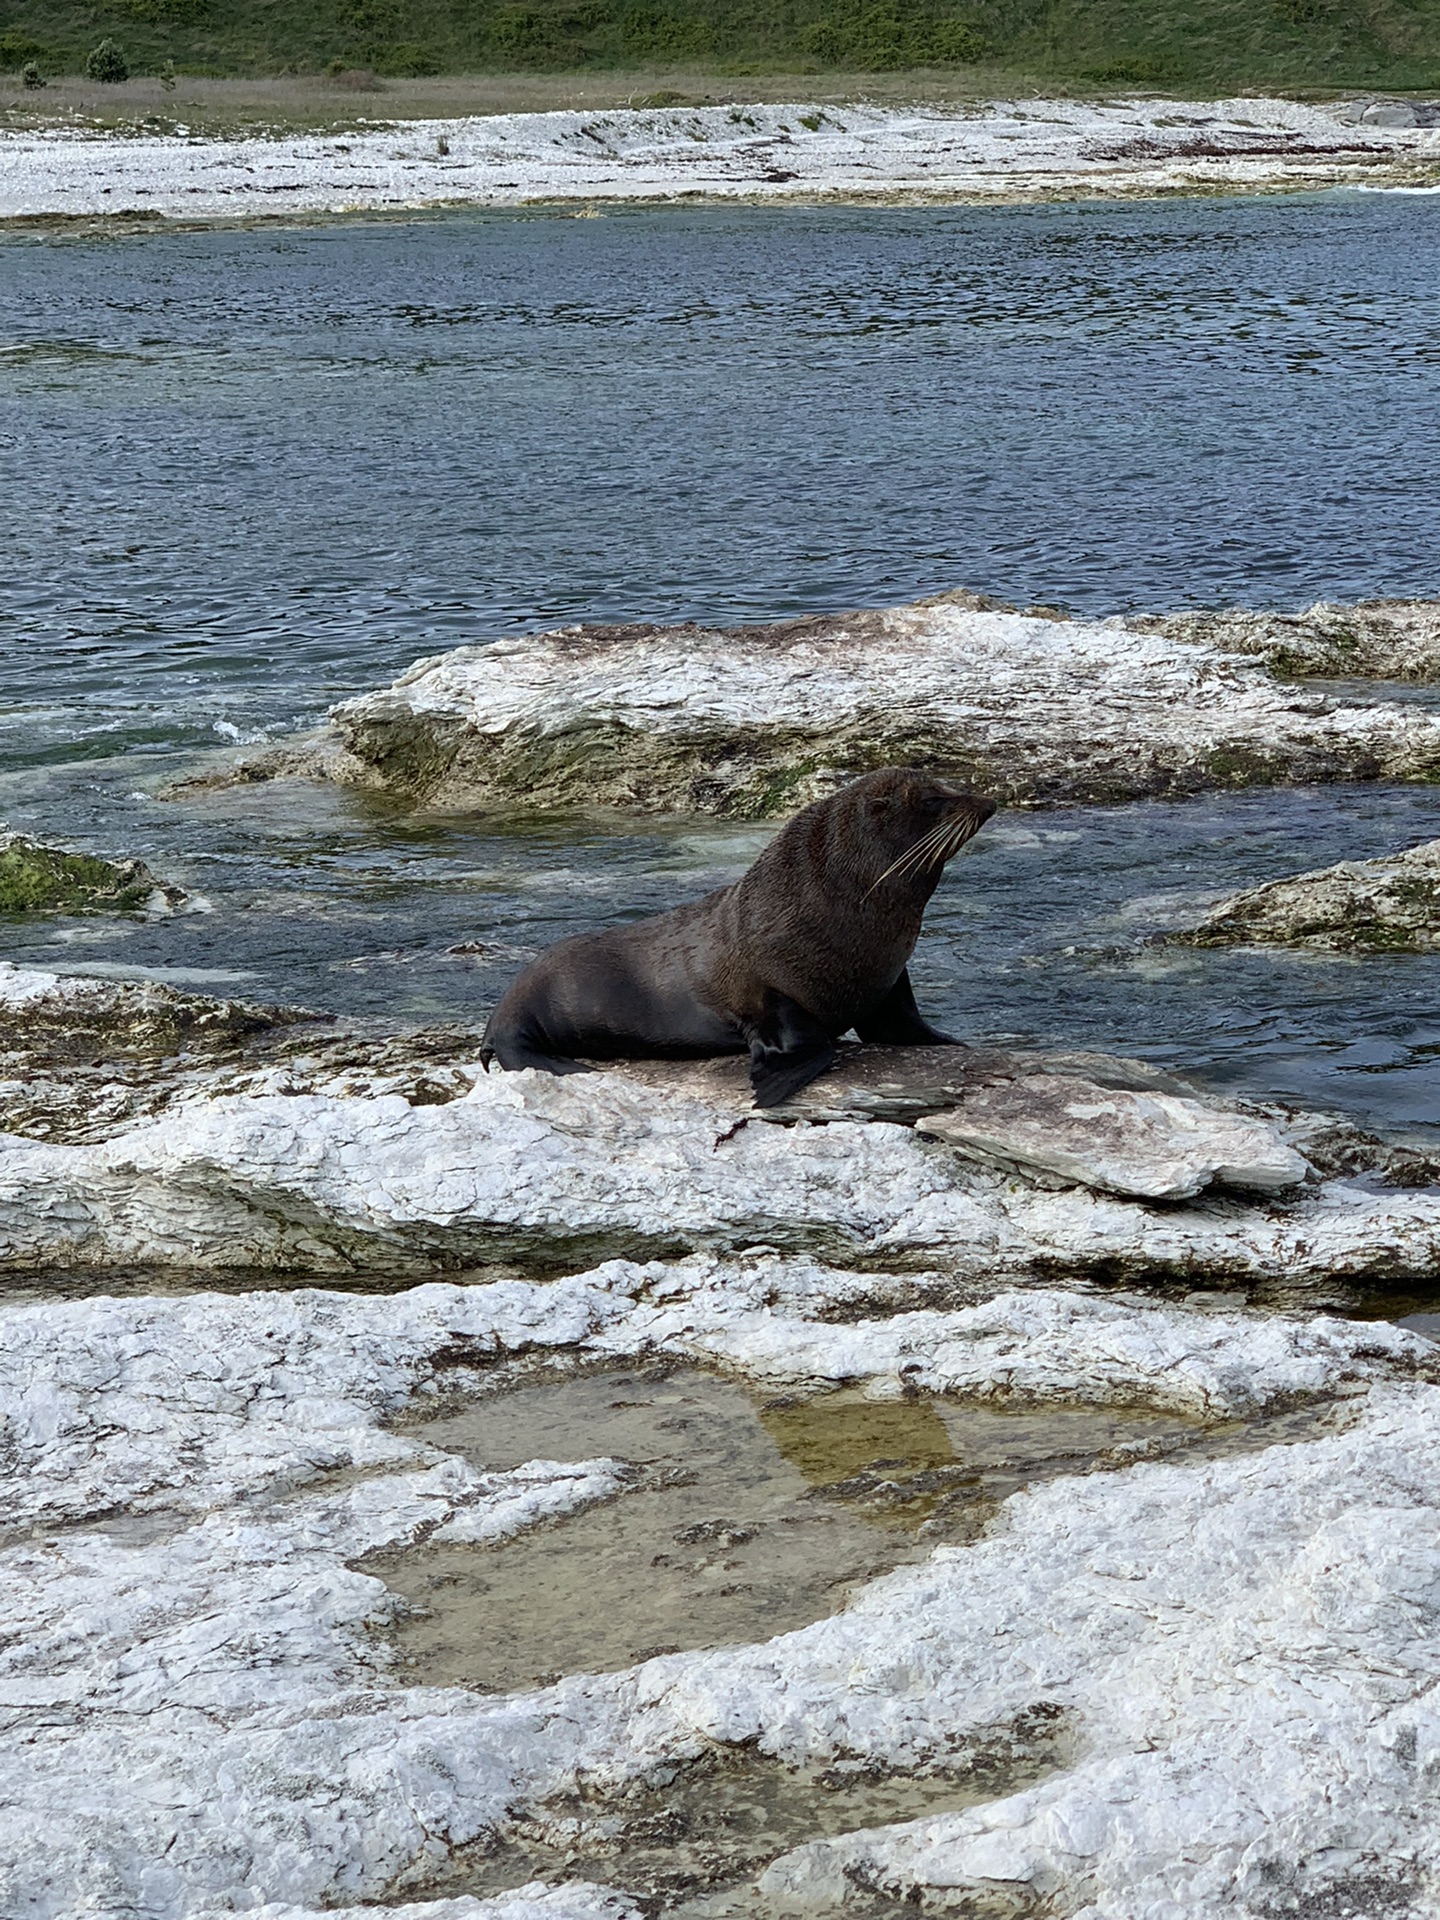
[876,821,949,885]
[866,814,971,893]
[930,816,980,867]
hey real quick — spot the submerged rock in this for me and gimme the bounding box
[1172,838,1440,952]
[178,592,1440,818]
[0,831,187,915]
[917,1074,1308,1199]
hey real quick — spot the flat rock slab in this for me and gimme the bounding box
[604,1043,1207,1123]
[918,1074,1309,1199]
[1172,836,1440,952]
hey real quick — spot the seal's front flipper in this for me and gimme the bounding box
[748,993,837,1108]
[853,968,959,1046]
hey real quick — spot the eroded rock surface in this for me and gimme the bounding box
[1173,836,1440,953]
[3,960,1436,1298]
[3,1268,1439,1919]
[0,960,325,1062]
[181,593,1440,818]
[1140,596,1440,682]
[0,1035,1434,1289]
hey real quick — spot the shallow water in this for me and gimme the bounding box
[375,1364,1202,1693]
[385,1360,1334,1912]
[442,1741,1054,1916]
[4,196,1440,1132]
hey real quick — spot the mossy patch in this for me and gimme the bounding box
[0,834,181,915]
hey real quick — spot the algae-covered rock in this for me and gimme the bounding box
[0,833,186,915]
[1172,839,1440,952]
[1137,597,1440,682]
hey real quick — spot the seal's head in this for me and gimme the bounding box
[848,768,996,895]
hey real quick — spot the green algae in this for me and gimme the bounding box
[0,834,175,915]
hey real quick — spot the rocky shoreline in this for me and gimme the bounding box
[2,95,1437,224]
[6,1183,1440,1917]
[6,936,1440,1913]
[12,579,1440,1913]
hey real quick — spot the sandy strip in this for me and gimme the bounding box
[2,95,1437,221]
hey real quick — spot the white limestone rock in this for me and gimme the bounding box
[0,1060,1437,1288]
[1173,836,1440,953]
[233,1894,639,1920]
[5,1267,1418,1538]
[2,96,1434,224]
[204,593,1440,818]
[918,1073,1309,1199]
[608,1261,1427,1417]
[3,1263,1440,1918]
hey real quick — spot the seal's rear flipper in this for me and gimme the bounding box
[748,994,837,1108]
[853,968,959,1046]
[481,1021,592,1077]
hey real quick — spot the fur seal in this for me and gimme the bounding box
[480,768,996,1107]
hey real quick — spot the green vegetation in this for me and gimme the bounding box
[0,0,1436,92]
[83,34,129,77]
[0,834,168,914]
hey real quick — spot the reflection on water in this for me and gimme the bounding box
[373,1364,1201,1694]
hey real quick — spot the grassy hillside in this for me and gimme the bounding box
[2,0,1438,90]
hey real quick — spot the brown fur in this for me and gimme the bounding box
[481,768,995,1106]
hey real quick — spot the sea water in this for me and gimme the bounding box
[3,191,1440,1129]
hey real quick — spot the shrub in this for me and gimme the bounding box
[115,0,210,20]
[379,41,442,73]
[85,39,131,82]
[801,7,986,70]
[1083,55,1180,84]
[21,61,44,88]
[0,31,46,69]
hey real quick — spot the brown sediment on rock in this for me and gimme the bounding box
[168,592,1440,820]
[1167,837,1440,954]
[0,961,327,1065]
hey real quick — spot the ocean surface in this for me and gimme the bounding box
[3,190,1440,1130]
